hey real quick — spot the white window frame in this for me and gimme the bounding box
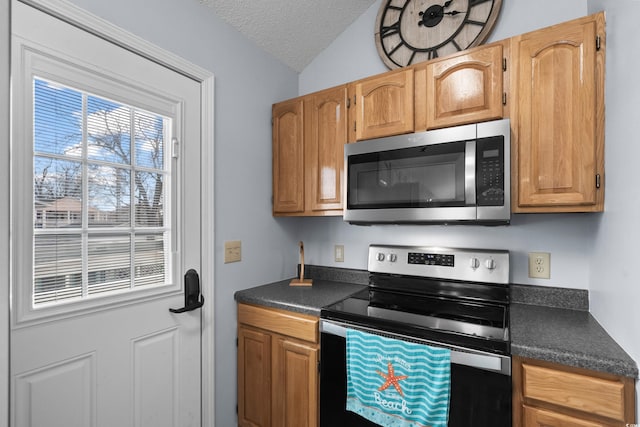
[12,44,186,326]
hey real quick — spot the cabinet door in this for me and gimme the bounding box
[272,337,319,427]
[273,98,304,214]
[304,86,347,213]
[421,43,504,130]
[513,13,605,212]
[238,326,272,427]
[523,406,607,427]
[353,68,414,141]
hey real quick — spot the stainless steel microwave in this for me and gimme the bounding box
[344,119,510,224]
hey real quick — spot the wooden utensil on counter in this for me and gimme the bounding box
[290,241,313,287]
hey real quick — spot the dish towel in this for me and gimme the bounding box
[346,329,451,427]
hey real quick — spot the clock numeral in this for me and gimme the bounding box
[427,49,439,60]
[408,50,417,65]
[387,39,406,56]
[451,39,462,51]
[384,39,415,67]
[469,0,492,6]
[384,0,409,11]
[464,18,488,27]
[380,21,400,38]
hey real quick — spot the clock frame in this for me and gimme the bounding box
[375,0,503,69]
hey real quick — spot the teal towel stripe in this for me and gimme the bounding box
[346,329,451,427]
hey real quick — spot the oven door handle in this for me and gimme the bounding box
[320,319,511,376]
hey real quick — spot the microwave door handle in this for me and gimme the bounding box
[465,140,476,205]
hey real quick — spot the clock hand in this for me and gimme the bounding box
[418,5,465,27]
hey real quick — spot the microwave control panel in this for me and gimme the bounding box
[476,136,505,206]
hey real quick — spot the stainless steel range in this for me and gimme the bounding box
[319,244,511,427]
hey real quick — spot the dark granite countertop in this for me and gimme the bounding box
[235,266,369,316]
[234,278,367,316]
[510,303,638,378]
[234,266,638,379]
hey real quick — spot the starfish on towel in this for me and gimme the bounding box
[376,362,408,396]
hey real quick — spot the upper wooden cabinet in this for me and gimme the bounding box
[511,12,605,212]
[304,86,347,213]
[349,68,414,141]
[415,42,506,131]
[273,12,607,216]
[272,86,347,216]
[272,98,304,214]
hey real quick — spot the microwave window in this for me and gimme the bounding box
[348,142,468,209]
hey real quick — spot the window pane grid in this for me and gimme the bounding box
[32,77,172,308]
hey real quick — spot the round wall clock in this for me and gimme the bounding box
[375,0,503,69]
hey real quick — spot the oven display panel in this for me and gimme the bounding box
[408,252,454,267]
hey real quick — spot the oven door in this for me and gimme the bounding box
[319,320,511,427]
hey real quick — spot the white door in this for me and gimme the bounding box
[10,2,204,426]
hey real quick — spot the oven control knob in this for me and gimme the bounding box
[377,252,386,262]
[470,257,480,269]
[387,253,397,262]
[485,259,496,270]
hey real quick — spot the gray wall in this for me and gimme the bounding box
[586,0,640,412]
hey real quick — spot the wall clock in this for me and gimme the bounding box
[375,0,503,69]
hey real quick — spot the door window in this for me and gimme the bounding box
[30,77,173,309]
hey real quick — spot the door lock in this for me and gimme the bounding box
[169,269,204,313]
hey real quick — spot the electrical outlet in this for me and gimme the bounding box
[224,240,241,263]
[528,252,550,279]
[335,245,344,262]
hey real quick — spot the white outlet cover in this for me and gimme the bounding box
[528,252,550,279]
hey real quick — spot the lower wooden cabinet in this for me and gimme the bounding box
[523,405,611,427]
[237,303,319,427]
[238,326,272,427]
[513,356,636,427]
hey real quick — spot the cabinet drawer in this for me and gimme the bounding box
[522,363,626,422]
[238,303,319,343]
[523,405,608,427]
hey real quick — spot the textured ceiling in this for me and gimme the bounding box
[199,0,377,72]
